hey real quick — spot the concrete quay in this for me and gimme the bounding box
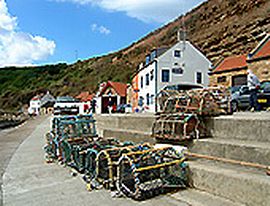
[95,112,270,206]
[1,112,269,205]
[188,112,270,206]
[1,115,240,206]
[95,113,156,143]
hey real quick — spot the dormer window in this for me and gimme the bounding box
[174,50,181,58]
[145,55,150,65]
[151,50,157,60]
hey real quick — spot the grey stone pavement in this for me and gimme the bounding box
[1,116,189,206]
[0,116,47,206]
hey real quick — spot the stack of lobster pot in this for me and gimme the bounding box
[44,114,189,201]
[117,146,188,200]
[44,114,97,163]
[153,87,231,142]
[95,143,152,189]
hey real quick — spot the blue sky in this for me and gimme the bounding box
[0,0,205,67]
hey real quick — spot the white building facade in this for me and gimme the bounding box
[29,96,41,115]
[133,41,211,113]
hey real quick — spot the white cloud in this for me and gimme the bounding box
[52,0,205,23]
[0,0,56,67]
[91,23,111,35]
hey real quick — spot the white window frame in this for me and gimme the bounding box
[160,68,171,83]
[173,50,181,58]
[195,71,203,84]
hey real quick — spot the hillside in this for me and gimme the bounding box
[1,0,270,110]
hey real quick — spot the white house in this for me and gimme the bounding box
[29,95,41,115]
[95,81,127,114]
[132,40,211,113]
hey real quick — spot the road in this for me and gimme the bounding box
[1,116,189,206]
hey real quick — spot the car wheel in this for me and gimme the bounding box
[231,101,238,112]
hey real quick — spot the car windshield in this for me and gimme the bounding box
[164,84,203,91]
[230,86,241,94]
[261,82,270,92]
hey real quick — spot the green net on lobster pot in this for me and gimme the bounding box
[117,147,188,200]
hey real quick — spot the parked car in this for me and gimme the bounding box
[116,104,132,113]
[230,84,270,112]
[229,85,242,94]
[162,84,204,91]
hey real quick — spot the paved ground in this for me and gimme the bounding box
[1,116,189,206]
[2,112,263,206]
[0,116,47,206]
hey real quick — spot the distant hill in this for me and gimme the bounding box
[1,0,270,110]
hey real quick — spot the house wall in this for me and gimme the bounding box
[131,75,139,112]
[137,62,156,113]
[210,58,270,88]
[157,41,211,92]
[136,41,211,113]
[126,84,133,105]
[210,69,247,88]
[248,58,270,82]
[29,100,41,115]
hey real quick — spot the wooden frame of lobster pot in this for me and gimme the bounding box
[117,147,188,200]
[152,113,199,141]
[95,143,152,189]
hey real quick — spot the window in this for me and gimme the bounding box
[150,94,155,105]
[196,72,202,84]
[174,50,181,57]
[146,93,150,105]
[141,76,143,88]
[145,55,150,65]
[172,67,184,75]
[138,96,144,107]
[146,73,150,86]
[232,75,247,86]
[161,70,170,82]
[151,50,157,60]
[217,76,227,83]
[150,70,154,81]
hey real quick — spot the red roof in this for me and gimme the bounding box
[76,92,94,102]
[31,95,41,101]
[76,91,89,99]
[249,35,270,60]
[100,81,127,97]
[213,55,247,73]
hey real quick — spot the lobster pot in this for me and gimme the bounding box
[70,138,95,171]
[95,143,151,189]
[83,138,124,178]
[44,132,58,162]
[153,113,199,141]
[59,137,90,165]
[117,147,187,200]
[186,87,231,116]
[52,116,77,135]
[49,115,98,161]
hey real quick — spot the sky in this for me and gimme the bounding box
[0,0,205,67]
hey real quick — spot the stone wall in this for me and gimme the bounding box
[248,58,270,82]
[209,69,247,87]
